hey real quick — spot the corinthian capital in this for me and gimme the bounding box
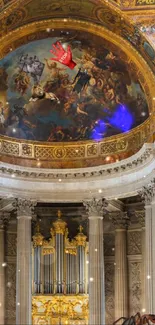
[109,212,130,229]
[13,198,37,217]
[138,184,154,205]
[0,211,10,228]
[83,198,107,217]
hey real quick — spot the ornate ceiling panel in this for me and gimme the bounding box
[0,20,154,167]
[0,0,154,168]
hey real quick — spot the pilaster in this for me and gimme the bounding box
[110,212,129,319]
[15,199,36,325]
[83,198,107,325]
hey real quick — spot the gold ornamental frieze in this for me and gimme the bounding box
[0,117,154,168]
[32,295,88,325]
[42,247,55,255]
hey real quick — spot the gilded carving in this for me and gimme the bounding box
[75,225,87,247]
[53,210,67,235]
[33,223,44,247]
[32,295,88,323]
[42,247,54,255]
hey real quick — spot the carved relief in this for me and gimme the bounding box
[134,211,145,228]
[138,183,155,205]
[105,262,115,324]
[104,234,115,256]
[6,232,17,256]
[5,263,16,324]
[13,198,37,216]
[83,198,107,217]
[127,231,142,255]
[109,212,130,229]
[129,262,142,314]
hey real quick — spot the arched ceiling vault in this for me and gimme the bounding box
[0,0,155,72]
[0,0,154,168]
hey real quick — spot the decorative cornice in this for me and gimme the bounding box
[83,198,107,218]
[109,212,130,229]
[13,198,37,217]
[0,144,153,181]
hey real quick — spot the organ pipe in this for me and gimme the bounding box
[53,210,67,293]
[32,211,88,295]
[32,224,44,294]
[75,225,87,294]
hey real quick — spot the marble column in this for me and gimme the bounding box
[111,213,129,319]
[0,212,10,325]
[16,199,36,325]
[140,182,155,313]
[83,198,106,325]
[136,211,146,313]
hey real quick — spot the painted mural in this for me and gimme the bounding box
[0,31,149,142]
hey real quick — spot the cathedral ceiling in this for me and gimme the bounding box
[0,0,154,168]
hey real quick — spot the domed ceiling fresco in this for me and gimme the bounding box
[0,30,149,142]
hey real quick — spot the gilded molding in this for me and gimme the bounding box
[32,295,88,320]
[53,210,67,235]
[75,225,87,247]
[32,223,44,247]
[42,247,54,255]
[0,144,153,179]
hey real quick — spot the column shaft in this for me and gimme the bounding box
[141,226,146,312]
[145,204,153,313]
[152,201,155,312]
[89,216,105,325]
[115,229,128,319]
[16,215,32,325]
[0,228,5,325]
